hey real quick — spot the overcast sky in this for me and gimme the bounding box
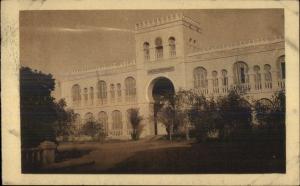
[20,9,284,78]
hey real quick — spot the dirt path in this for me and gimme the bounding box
[55,140,193,173]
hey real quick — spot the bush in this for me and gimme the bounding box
[128,108,144,140]
[81,120,106,142]
[217,90,252,141]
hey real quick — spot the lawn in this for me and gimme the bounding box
[43,137,285,174]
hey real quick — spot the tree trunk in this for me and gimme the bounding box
[185,126,190,140]
[169,122,173,141]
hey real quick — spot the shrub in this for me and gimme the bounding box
[128,108,144,140]
[81,120,106,142]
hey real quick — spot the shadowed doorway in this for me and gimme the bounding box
[151,77,175,135]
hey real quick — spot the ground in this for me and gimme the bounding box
[40,136,285,174]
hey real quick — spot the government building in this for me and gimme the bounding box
[55,13,285,139]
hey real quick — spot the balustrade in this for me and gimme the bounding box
[254,82,262,90]
[231,83,251,93]
[265,81,272,89]
[278,79,285,89]
[110,129,123,136]
[22,148,43,167]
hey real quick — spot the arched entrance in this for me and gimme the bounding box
[148,77,175,135]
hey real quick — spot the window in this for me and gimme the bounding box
[126,109,132,131]
[168,37,176,57]
[264,64,272,89]
[97,80,107,104]
[193,67,208,88]
[233,61,249,84]
[112,110,122,130]
[84,112,94,124]
[212,71,219,93]
[143,42,150,61]
[110,84,115,103]
[98,111,108,135]
[71,84,81,106]
[117,83,122,101]
[253,65,261,90]
[89,87,94,105]
[83,88,88,104]
[221,70,228,86]
[278,55,285,79]
[155,37,163,59]
[125,77,136,102]
[212,71,218,87]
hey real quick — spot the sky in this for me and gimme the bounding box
[20,9,284,78]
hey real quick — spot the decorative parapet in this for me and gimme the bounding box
[188,35,284,57]
[69,59,136,75]
[135,13,201,32]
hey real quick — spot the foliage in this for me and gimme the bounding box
[157,99,176,140]
[53,99,77,138]
[185,90,253,141]
[20,66,57,148]
[128,108,144,140]
[187,94,222,141]
[81,120,106,141]
[217,90,252,141]
[254,91,285,129]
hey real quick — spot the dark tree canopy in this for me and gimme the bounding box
[20,66,59,147]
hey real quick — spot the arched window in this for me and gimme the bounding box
[71,84,81,106]
[83,88,88,104]
[193,67,208,88]
[221,69,228,86]
[253,65,262,90]
[233,61,249,84]
[212,71,218,87]
[264,64,272,89]
[84,112,94,124]
[110,84,115,103]
[117,83,122,102]
[278,55,285,79]
[126,109,132,131]
[125,77,136,102]
[212,71,219,93]
[89,87,94,105]
[168,37,176,57]
[98,111,108,135]
[112,110,123,132]
[143,42,150,61]
[155,37,163,59]
[97,80,107,105]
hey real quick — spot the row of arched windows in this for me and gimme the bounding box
[143,37,176,61]
[72,77,136,106]
[74,109,135,135]
[193,56,285,90]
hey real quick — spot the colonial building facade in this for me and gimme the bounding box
[56,14,285,139]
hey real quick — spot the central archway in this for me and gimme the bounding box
[148,77,175,135]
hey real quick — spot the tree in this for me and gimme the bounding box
[20,66,57,148]
[187,93,221,142]
[128,108,144,140]
[81,119,105,141]
[53,99,76,139]
[173,89,197,140]
[217,90,252,141]
[157,99,176,141]
[254,91,285,157]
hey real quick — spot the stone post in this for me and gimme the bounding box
[38,141,57,166]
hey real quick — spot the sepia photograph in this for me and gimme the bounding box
[19,9,286,174]
[1,0,299,185]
